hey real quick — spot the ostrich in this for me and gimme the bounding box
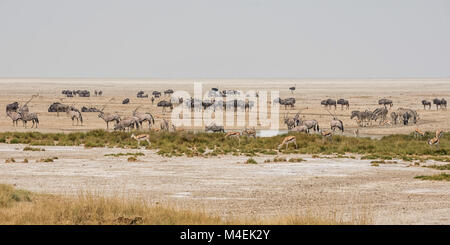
[289,86,295,94]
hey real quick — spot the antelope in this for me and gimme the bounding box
[19,111,39,128]
[132,106,155,129]
[67,107,83,126]
[353,129,359,137]
[98,98,121,129]
[242,127,256,138]
[413,128,425,138]
[278,136,297,150]
[428,130,444,149]
[321,130,333,141]
[131,133,151,145]
[225,131,241,145]
[6,110,21,127]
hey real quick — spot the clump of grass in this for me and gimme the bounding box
[105,152,145,157]
[424,164,450,170]
[23,146,45,152]
[0,184,32,208]
[414,173,450,181]
[37,158,55,163]
[288,158,306,162]
[273,157,287,162]
[127,156,138,162]
[23,158,29,163]
[245,158,257,164]
[370,160,386,164]
[5,158,15,163]
[371,163,379,167]
[0,184,370,225]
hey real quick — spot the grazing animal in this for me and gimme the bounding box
[413,128,425,138]
[330,118,344,132]
[225,131,241,145]
[114,117,140,131]
[19,111,39,128]
[122,98,130,104]
[6,110,21,126]
[353,129,359,137]
[321,130,333,141]
[164,89,174,96]
[131,133,151,145]
[67,108,83,126]
[6,102,19,113]
[297,118,320,132]
[432,98,447,110]
[422,100,432,110]
[277,136,297,150]
[428,130,444,149]
[292,125,309,133]
[337,99,350,110]
[378,98,393,108]
[372,107,388,125]
[321,99,337,109]
[242,127,256,138]
[397,108,418,125]
[276,97,296,109]
[157,100,173,112]
[205,123,225,133]
[390,112,398,125]
[98,111,121,130]
[284,114,296,130]
[132,107,155,129]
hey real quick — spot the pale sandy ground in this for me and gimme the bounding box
[0,78,449,224]
[0,144,449,225]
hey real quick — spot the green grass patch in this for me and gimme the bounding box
[414,173,450,181]
[245,158,257,164]
[0,184,32,208]
[105,152,145,157]
[424,164,450,170]
[23,146,45,152]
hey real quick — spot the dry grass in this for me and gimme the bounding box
[0,184,371,225]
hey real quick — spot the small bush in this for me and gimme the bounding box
[245,158,257,164]
[23,147,45,152]
[425,164,450,170]
[5,158,15,163]
[288,158,305,163]
[127,157,138,162]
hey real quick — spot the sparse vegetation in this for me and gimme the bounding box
[5,158,15,163]
[424,164,450,170]
[105,152,145,157]
[414,173,450,181]
[127,156,138,162]
[23,146,45,152]
[0,184,370,225]
[37,157,57,163]
[0,130,448,158]
[245,158,257,164]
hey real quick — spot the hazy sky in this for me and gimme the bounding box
[0,0,449,78]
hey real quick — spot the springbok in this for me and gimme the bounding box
[428,130,444,149]
[353,129,359,137]
[242,127,256,138]
[131,133,151,145]
[225,131,241,145]
[413,128,425,138]
[321,130,333,141]
[278,136,297,150]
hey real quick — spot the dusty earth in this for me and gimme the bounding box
[0,78,449,224]
[0,144,449,225]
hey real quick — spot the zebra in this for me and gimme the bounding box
[372,107,388,125]
[277,136,297,150]
[390,112,399,125]
[422,100,432,110]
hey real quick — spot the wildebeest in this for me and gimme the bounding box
[164,89,174,96]
[337,99,349,110]
[6,102,19,113]
[378,98,393,108]
[137,91,148,98]
[6,110,21,127]
[274,97,296,109]
[433,98,447,110]
[205,123,225,133]
[48,102,69,113]
[157,100,173,112]
[321,99,337,109]
[81,106,101,112]
[122,98,130,104]
[422,100,432,110]
[152,91,161,98]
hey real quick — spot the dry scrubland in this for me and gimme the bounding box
[0,78,449,225]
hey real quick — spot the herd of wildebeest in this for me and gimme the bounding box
[2,87,448,148]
